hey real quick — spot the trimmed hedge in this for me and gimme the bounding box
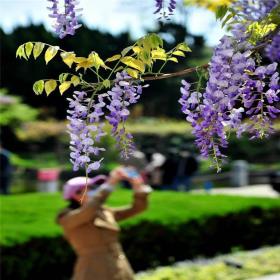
[1,206,280,279]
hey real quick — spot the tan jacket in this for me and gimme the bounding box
[58,190,149,280]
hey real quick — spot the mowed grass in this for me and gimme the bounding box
[0,189,279,246]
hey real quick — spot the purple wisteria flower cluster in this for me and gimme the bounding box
[265,33,280,62]
[241,63,280,138]
[178,0,280,169]
[233,0,280,63]
[67,91,106,173]
[154,0,177,19]
[106,72,146,159]
[47,0,82,39]
[179,33,279,168]
[67,72,147,172]
[233,0,279,21]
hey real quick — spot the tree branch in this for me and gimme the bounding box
[142,64,208,81]
[142,25,280,82]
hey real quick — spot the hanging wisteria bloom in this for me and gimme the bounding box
[233,0,280,62]
[154,0,177,19]
[240,63,280,138]
[177,0,280,171]
[233,0,279,21]
[179,33,280,169]
[47,0,82,39]
[265,33,280,62]
[106,71,147,159]
[67,91,106,173]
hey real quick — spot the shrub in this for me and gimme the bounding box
[1,206,280,279]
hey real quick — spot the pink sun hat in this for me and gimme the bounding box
[63,175,108,200]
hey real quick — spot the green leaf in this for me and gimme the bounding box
[216,5,228,20]
[89,52,107,70]
[59,73,69,83]
[121,57,145,73]
[16,44,27,60]
[25,42,33,58]
[168,57,178,63]
[151,49,167,60]
[132,46,142,54]
[102,79,111,88]
[126,68,139,79]
[45,46,59,64]
[71,75,80,86]
[221,12,235,28]
[121,46,133,57]
[59,81,71,95]
[45,80,57,96]
[177,43,192,52]
[33,42,45,59]
[172,50,185,57]
[114,66,124,73]
[149,33,163,48]
[61,52,76,68]
[33,80,45,95]
[106,54,121,62]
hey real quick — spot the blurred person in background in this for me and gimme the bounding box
[57,166,152,280]
[174,150,199,191]
[161,147,198,191]
[0,143,12,194]
[144,150,166,189]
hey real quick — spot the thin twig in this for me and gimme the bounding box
[143,64,209,81]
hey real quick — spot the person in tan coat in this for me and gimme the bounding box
[57,167,152,280]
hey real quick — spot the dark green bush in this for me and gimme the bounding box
[1,207,280,279]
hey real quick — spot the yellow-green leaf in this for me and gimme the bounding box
[33,42,45,59]
[61,52,76,68]
[74,56,87,63]
[139,50,152,66]
[89,52,107,70]
[16,45,23,57]
[177,43,192,52]
[106,54,121,62]
[121,57,145,73]
[59,81,71,95]
[16,44,27,60]
[121,46,133,57]
[71,75,80,86]
[25,42,33,58]
[168,57,178,63]
[114,66,124,73]
[149,33,163,48]
[45,46,59,64]
[75,53,107,71]
[126,68,139,79]
[132,46,142,54]
[45,80,57,96]
[151,49,167,60]
[75,57,93,71]
[59,73,69,83]
[172,50,185,57]
[102,79,111,88]
[33,80,45,95]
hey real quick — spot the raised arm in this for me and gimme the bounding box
[112,188,151,221]
[112,173,152,221]
[58,171,122,229]
[58,185,112,229]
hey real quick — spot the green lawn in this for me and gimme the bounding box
[1,189,280,246]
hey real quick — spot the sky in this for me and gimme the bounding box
[0,0,225,46]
